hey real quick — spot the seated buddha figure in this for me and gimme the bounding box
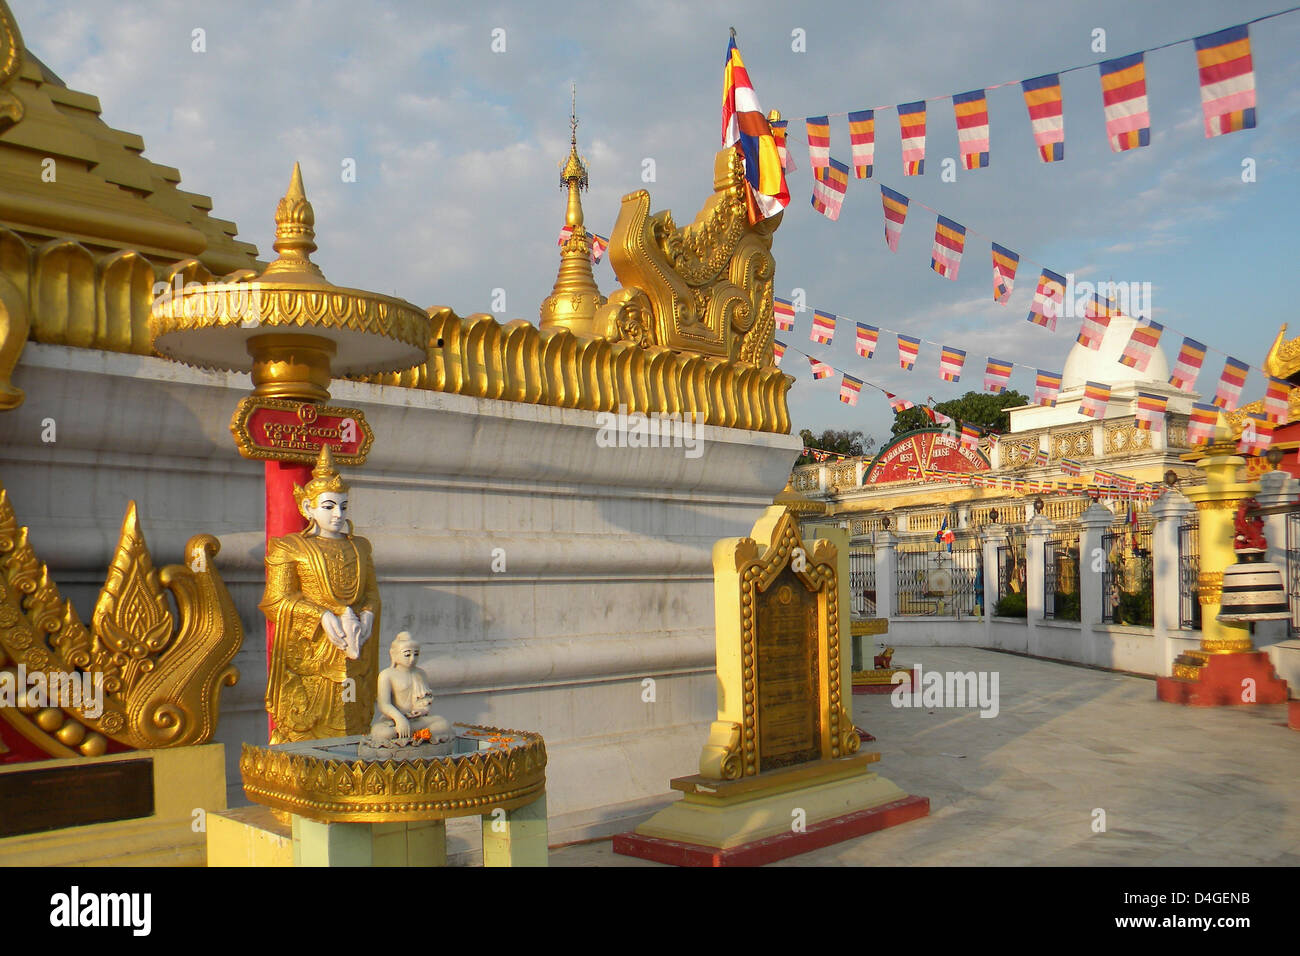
[369,632,452,746]
[260,445,380,744]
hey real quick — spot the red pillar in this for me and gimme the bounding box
[264,460,311,740]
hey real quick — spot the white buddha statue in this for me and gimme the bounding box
[367,632,452,747]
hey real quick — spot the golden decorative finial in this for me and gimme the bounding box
[264,162,324,279]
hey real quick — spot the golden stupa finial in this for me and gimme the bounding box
[293,444,349,510]
[264,162,325,280]
[560,83,589,195]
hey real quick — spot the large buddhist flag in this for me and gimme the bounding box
[881,186,910,252]
[1187,401,1218,445]
[839,373,864,405]
[1079,381,1112,418]
[984,357,1013,393]
[723,37,790,224]
[897,101,927,175]
[810,309,836,344]
[809,356,834,379]
[885,391,915,413]
[991,243,1019,303]
[806,114,830,175]
[1238,412,1274,455]
[769,118,796,171]
[1213,356,1249,410]
[939,345,966,382]
[930,216,967,279]
[1195,24,1257,137]
[1119,320,1163,372]
[951,89,991,170]
[774,296,796,331]
[855,322,879,358]
[1034,369,1062,407]
[1264,376,1290,423]
[1022,73,1065,162]
[811,158,849,220]
[897,334,921,370]
[1099,53,1151,152]
[773,339,787,366]
[959,424,981,451]
[847,109,875,178]
[1135,391,1168,431]
[1027,269,1065,330]
[1169,337,1207,392]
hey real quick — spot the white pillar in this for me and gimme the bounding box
[1150,487,1194,675]
[1025,513,1054,657]
[1079,501,1116,639]
[980,524,1003,643]
[1255,469,1296,649]
[873,527,897,620]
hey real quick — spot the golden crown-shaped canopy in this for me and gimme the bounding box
[149,164,430,381]
[292,444,350,510]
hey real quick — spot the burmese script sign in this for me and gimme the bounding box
[230,397,373,465]
[864,428,990,485]
[756,567,822,771]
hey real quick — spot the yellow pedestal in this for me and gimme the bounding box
[206,805,293,867]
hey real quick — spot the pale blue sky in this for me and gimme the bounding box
[12,0,1299,447]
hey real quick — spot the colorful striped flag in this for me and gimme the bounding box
[1027,269,1066,330]
[898,334,921,370]
[930,216,967,279]
[773,339,787,366]
[810,309,836,344]
[811,158,849,220]
[1079,381,1112,418]
[805,114,830,175]
[1061,458,1082,477]
[1022,73,1065,162]
[847,109,875,178]
[1188,402,1218,445]
[773,296,796,331]
[839,373,864,405]
[991,243,1019,303]
[855,322,878,358]
[959,424,981,451]
[770,118,797,171]
[1195,24,1257,138]
[925,407,955,428]
[1213,357,1249,410]
[1169,337,1207,392]
[886,391,915,412]
[1076,293,1114,350]
[897,101,927,175]
[557,225,610,262]
[984,357,1013,394]
[810,356,834,380]
[939,345,966,382]
[1238,412,1274,455]
[880,186,910,252]
[722,37,790,224]
[952,89,991,169]
[1119,320,1163,372]
[1099,53,1151,152]
[1135,391,1168,431]
[1265,376,1290,423]
[1035,449,1049,467]
[1034,369,1062,407]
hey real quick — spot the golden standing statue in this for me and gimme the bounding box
[260,446,381,743]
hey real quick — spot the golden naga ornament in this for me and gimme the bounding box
[0,481,242,755]
[260,446,381,744]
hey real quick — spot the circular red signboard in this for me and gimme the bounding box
[863,428,990,485]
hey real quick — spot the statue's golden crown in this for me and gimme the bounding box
[293,445,349,509]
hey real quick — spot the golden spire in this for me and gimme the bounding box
[263,162,325,282]
[540,85,604,335]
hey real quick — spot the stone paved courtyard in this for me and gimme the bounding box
[551,646,1300,866]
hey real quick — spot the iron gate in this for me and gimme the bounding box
[1178,518,1200,631]
[849,547,876,618]
[896,544,982,617]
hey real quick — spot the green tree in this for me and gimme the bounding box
[890,389,1029,437]
[795,428,876,465]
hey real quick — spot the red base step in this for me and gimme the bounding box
[1156,651,1288,707]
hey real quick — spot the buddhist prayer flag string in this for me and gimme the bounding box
[811,158,849,220]
[772,339,786,366]
[984,357,1013,393]
[847,109,875,178]
[805,115,831,175]
[1169,337,1207,391]
[960,424,981,451]
[1022,73,1065,162]
[769,118,796,171]
[1264,376,1290,422]
[1119,320,1163,371]
[1076,294,1114,350]
[810,356,834,379]
[1079,381,1112,418]
[722,36,789,224]
[897,101,927,175]
[1099,53,1152,152]
[991,243,1019,303]
[1061,458,1083,476]
[930,216,967,279]
[1187,401,1219,445]
[897,333,921,370]
[1195,24,1257,137]
[939,345,966,382]
[1213,356,1250,409]
[557,226,610,262]
[1135,391,1168,431]
[1027,269,1066,330]
[952,89,991,169]
[880,186,910,251]
[774,296,796,331]
[810,309,836,344]
[886,391,916,412]
[855,322,879,358]
[839,373,864,405]
[1239,412,1274,454]
[1034,369,1062,407]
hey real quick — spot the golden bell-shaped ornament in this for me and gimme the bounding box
[1217,549,1291,623]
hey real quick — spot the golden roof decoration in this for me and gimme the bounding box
[1264,324,1300,384]
[774,478,827,515]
